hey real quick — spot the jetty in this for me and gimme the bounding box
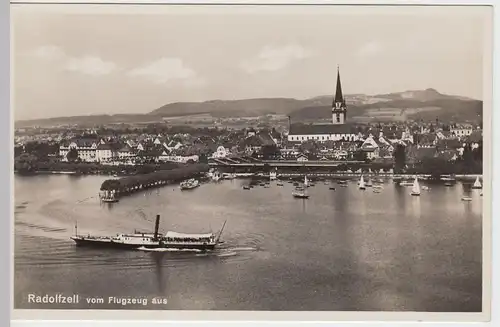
[99,164,209,198]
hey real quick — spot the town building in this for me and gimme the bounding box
[59,138,101,162]
[450,124,474,138]
[287,66,358,143]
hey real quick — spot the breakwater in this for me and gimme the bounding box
[275,172,481,182]
[99,164,209,197]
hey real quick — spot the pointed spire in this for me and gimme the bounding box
[334,65,344,104]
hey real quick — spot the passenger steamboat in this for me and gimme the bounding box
[70,215,226,251]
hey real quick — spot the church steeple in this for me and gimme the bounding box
[332,65,347,125]
[334,65,345,104]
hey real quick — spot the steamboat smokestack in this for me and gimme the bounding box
[154,214,160,240]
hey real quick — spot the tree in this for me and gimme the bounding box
[461,143,474,173]
[393,143,406,173]
[420,157,454,179]
[261,145,280,160]
[15,153,38,173]
[473,142,483,162]
[66,148,79,162]
[298,140,319,154]
[198,153,208,164]
[14,146,24,157]
[353,150,367,162]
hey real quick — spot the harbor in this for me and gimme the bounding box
[98,164,209,201]
[14,173,482,311]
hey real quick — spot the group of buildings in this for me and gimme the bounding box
[15,67,482,167]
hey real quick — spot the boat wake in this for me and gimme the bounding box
[229,247,257,252]
[216,251,238,258]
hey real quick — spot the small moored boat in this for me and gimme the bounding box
[410,176,421,196]
[180,178,200,190]
[292,190,309,199]
[472,176,482,189]
[100,190,119,203]
[293,177,309,198]
[359,175,366,190]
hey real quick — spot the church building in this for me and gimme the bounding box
[287,67,358,143]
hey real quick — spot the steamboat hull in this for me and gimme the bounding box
[158,243,217,251]
[70,237,217,251]
[70,237,160,249]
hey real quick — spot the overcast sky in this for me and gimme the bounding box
[12,5,490,120]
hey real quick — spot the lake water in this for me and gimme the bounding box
[13,174,483,311]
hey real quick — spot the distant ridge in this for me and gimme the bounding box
[15,88,482,128]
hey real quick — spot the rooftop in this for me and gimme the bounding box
[289,123,356,135]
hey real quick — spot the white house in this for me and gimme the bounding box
[117,145,136,161]
[159,152,199,163]
[96,143,117,163]
[333,149,349,160]
[451,124,474,138]
[126,139,137,148]
[212,146,229,159]
[360,135,380,160]
[296,153,309,162]
[165,140,183,152]
[59,138,99,162]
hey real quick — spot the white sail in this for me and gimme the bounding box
[270,170,277,181]
[304,175,309,187]
[411,176,421,195]
[359,175,365,189]
[212,171,221,181]
[473,177,482,188]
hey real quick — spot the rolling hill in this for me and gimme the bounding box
[14,88,482,128]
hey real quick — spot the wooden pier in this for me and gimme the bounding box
[99,164,209,198]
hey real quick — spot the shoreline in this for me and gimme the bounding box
[13,170,483,180]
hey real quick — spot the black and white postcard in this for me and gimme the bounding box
[10,1,493,323]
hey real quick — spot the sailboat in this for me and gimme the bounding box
[304,175,309,188]
[410,176,421,196]
[472,176,482,189]
[293,175,310,198]
[292,188,309,199]
[359,175,366,190]
[212,170,222,182]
